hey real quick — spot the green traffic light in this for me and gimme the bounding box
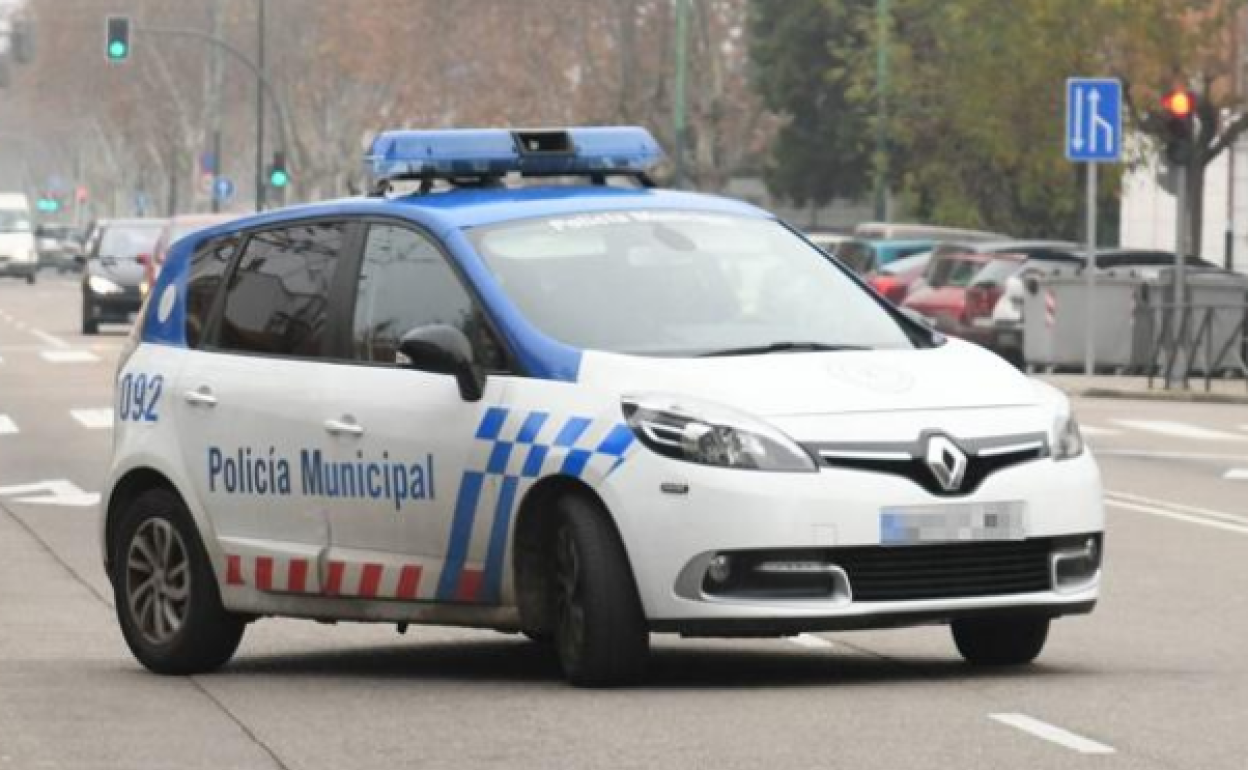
[108,40,128,59]
[269,169,289,188]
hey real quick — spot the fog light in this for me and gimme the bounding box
[707,554,731,584]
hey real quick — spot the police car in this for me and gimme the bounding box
[102,127,1102,687]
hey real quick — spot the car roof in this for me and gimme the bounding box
[197,186,771,240]
[104,218,168,228]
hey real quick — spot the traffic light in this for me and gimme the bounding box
[268,151,289,189]
[105,16,130,62]
[1160,87,1196,164]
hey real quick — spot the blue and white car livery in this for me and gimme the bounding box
[102,127,1102,686]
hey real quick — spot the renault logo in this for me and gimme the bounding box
[925,435,968,492]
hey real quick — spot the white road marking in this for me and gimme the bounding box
[1225,469,1248,481]
[30,328,69,348]
[70,409,114,430]
[1113,419,1247,442]
[0,479,100,507]
[39,350,99,364]
[1106,489,1248,526]
[1078,425,1120,437]
[787,633,836,650]
[0,415,17,435]
[989,713,1115,755]
[1106,498,1248,537]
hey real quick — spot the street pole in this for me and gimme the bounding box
[1167,164,1189,390]
[255,0,266,212]
[1084,163,1097,376]
[672,0,688,189]
[874,0,889,222]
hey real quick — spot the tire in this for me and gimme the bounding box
[25,272,35,285]
[549,495,649,687]
[111,488,245,675]
[81,298,98,335]
[952,616,1049,667]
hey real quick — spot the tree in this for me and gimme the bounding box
[748,0,873,209]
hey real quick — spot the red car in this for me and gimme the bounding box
[867,251,931,304]
[902,251,1023,347]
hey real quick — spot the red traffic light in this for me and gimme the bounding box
[1162,89,1194,119]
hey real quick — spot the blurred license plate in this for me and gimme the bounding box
[880,501,1026,545]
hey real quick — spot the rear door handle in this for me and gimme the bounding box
[183,387,217,407]
[324,417,364,437]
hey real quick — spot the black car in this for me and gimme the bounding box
[81,218,165,334]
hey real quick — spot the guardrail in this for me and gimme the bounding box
[1143,302,1248,392]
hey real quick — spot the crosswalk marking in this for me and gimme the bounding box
[39,350,99,364]
[1112,419,1247,442]
[1225,469,1248,481]
[30,329,69,349]
[70,409,114,430]
[0,415,17,435]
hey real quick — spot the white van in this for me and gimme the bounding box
[0,192,38,285]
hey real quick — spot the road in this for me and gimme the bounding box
[2,273,1246,770]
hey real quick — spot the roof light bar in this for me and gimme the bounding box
[364,126,663,191]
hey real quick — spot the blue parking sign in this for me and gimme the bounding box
[1066,78,1122,162]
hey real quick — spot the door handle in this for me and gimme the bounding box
[324,417,364,437]
[182,387,217,407]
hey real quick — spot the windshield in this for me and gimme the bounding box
[469,210,917,356]
[99,224,163,259]
[0,210,32,233]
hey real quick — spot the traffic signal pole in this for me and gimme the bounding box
[1167,164,1189,390]
[126,22,290,213]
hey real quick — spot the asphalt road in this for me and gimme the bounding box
[2,274,1246,770]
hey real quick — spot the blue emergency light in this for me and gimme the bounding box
[364,126,663,192]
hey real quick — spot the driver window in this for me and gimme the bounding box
[351,224,503,369]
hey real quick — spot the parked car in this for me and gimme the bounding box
[836,238,935,275]
[854,222,1008,242]
[81,218,166,334]
[903,250,1025,348]
[867,250,931,304]
[144,214,239,295]
[804,230,853,257]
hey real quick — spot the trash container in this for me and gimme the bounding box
[1022,268,1144,371]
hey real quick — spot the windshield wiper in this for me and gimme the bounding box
[698,342,872,357]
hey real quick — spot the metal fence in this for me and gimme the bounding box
[1144,301,1248,392]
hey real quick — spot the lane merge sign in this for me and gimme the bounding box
[1066,77,1122,163]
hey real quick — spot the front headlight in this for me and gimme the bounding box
[1053,411,1085,460]
[622,393,817,472]
[88,274,123,295]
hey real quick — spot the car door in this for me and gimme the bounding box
[317,221,511,605]
[175,220,352,596]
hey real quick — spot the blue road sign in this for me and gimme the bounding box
[213,176,235,202]
[1066,78,1122,162]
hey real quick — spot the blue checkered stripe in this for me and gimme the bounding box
[436,407,636,603]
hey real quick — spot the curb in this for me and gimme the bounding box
[1076,387,1248,405]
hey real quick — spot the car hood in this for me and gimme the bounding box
[579,338,1038,417]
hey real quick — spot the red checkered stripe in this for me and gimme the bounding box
[225,554,442,601]
[1044,290,1057,328]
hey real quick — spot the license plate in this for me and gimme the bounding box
[880,501,1027,545]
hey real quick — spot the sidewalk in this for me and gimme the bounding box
[1039,373,1248,404]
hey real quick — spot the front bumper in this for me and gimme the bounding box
[84,286,143,319]
[602,436,1103,629]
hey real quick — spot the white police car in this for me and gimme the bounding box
[102,127,1102,687]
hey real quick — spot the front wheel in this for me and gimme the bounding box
[112,488,245,674]
[81,297,98,335]
[550,495,649,687]
[952,616,1049,666]
[25,272,35,285]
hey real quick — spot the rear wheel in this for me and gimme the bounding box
[952,616,1049,666]
[550,495,649,687]
[112,488,245,674]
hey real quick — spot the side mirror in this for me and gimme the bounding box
[397,324,486,402]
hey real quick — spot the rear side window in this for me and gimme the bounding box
[926,256,985,288]
[185,237,237,349]
[217,222,345,358]
[350,224,503,369]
